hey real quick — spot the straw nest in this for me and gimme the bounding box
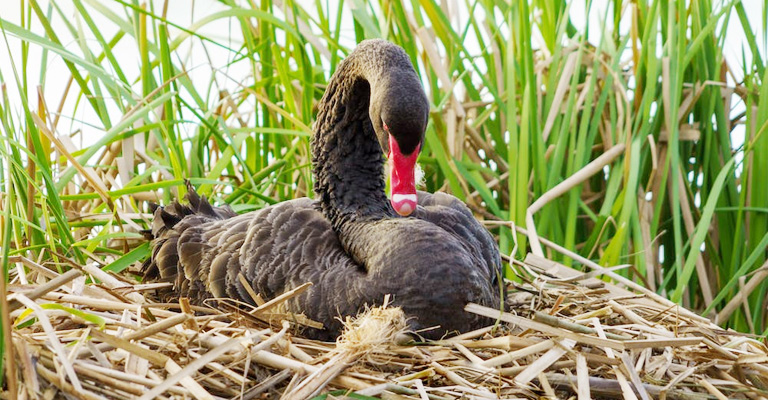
[5,251,768,400]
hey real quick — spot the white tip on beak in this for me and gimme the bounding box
[392,193,417,216]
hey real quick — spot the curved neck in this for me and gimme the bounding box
[312,46,406,231]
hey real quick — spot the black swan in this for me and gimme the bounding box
[143,39,502,340]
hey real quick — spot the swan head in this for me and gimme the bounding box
[370,72,430,217]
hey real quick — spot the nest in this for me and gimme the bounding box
[5,252,768,400]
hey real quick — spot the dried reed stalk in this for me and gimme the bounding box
[9,253,768,399]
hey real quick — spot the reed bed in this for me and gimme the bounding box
[7,251,768,399]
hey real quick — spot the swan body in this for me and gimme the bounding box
[144,40,502,340]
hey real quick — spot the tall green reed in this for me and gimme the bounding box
[0,1,766,384]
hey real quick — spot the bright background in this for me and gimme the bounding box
[2,0,768,338]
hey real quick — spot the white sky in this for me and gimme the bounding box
[0,0,764,164]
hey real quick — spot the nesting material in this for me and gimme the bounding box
[284,305,408,399]
[6,253,768,400]
[337,303,409,352]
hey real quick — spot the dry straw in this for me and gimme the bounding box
[6,251,768,399]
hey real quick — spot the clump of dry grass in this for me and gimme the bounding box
[284,305,408,399]
[336,304,409,352]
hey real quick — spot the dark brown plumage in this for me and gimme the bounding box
[143,39,502,340]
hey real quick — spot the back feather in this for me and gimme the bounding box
[141,181,237,298]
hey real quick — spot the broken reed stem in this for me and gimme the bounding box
[35,363,106,400]
[249,281,312,316]
[88,329,214,399]
[71,361,190,396]
[241,369,293,400]
[7,269,82,312]
[14,294,84,392]
[80,262,144,304]
[39,357,146,396]
[77,313,189,358]
[526,143,626,256]
[510,227,713,326]
[532,311,630,340]
[542,373,706,400]
[282,351,355,400]
[138,322,288,400]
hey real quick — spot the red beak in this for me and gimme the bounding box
[388,135,419,216]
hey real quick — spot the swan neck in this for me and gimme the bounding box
[312,47,404,230]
